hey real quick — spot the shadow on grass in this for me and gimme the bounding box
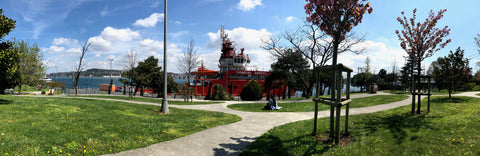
[238,133,331,156]
[430,97,469,104]
[214,136,257,156]
[0,99,12,105]
[359,112,437,144]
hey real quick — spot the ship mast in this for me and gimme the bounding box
[220,26,225,42]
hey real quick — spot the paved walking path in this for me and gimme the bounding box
[49,92,480,156]
[89,92,409,156]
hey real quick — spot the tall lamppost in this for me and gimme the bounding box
[107,58,114,94]
[161,0,169,114]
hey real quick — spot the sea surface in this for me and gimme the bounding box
[51,77,188,89]
[51,77,360,96]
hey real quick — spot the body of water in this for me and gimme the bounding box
[52,77,124,88]
[51,77,360,97]
[51,77,188,89]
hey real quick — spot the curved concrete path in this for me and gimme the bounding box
[33,91,477,156]
[97,92,414,156]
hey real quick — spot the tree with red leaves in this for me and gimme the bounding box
[396,9,451,114]
[304,0,373,144]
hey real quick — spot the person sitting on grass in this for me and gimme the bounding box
[264,95,281,110]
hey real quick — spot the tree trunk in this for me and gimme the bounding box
[287,85,291,99]
[134,86,139,96]
[416,60,421,114]
[108,79,113,94]
[17,85,22,94]
[74,85,78,96]
[123,84,126,95]
[330,34,340,143]
[140,87,144,96]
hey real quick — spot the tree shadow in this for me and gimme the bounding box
[213,136,258,156]
[0,99,12,105]
[234,133,333,156]
[358,111,438,144]
[430,97,469,104]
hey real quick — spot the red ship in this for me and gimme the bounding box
[191,27,292,97]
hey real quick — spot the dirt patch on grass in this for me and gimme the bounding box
[315,132,356,146]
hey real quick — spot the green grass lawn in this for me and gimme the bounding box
[240,96,480,155]
[73,95,223,105]
[0,95,241,155]
[227,95,409,112]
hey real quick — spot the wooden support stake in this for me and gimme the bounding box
[334,69,342,145]
[427,77,431,112]
[345,72,351,134]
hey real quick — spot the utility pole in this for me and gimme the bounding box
[160,0,169,114]
[108,58,114,94]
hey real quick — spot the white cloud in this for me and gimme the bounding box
[175,21,182,24]
[139,39,163,51]
[52,37,78,45]
[286,16,296,22]
[66,48,81,54]
[207,27,272,50]
[100,27,141,42]
[133,13,164,27]
[238,0,262,11]
[44,45,65,53]
[338,40,407,74]
[88,36,112,52]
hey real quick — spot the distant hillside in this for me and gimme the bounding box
[47,68,122,78]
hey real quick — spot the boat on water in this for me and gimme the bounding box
[191,27,292,97]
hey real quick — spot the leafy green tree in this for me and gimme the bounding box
[266,49,308,98]
[351,72,367,92]
[12,39,45,94]
[135,56,178,97]
[136,56,159,96]
[240,80,263,101]
[151,69,178,97]
[0,9,18,94]
[431,47,471,99]
[376,69,388,90]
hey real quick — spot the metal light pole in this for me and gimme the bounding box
[161,0,169,114]
[108,58,114,94]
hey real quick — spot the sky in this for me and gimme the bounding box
[1,0,480,74]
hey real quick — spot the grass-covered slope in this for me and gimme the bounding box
[0,95,240,155]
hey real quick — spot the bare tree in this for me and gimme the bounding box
[125,49,138,99]
[177,40,200,83]
[262,21,365,97]
[72,40,92,96]
[391,59,397,92]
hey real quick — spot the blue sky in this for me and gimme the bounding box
[1,0,480,74]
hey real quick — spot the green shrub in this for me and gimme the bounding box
[211,84,228,100]
[464,83,476,91]
[228,93,234,100]
[473,85,480,91]
[240,80,263,101]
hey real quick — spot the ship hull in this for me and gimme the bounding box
[192,70,293,97]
